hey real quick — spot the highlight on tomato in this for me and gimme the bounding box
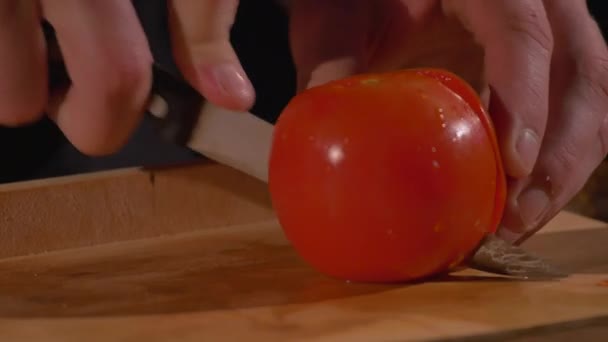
[268,68,506,283]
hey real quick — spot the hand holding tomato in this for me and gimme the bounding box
[284,0,608,244]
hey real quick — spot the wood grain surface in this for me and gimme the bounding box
[0,161,274,258]
[0,162,606,341]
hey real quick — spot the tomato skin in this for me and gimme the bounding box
[268,69,506,283]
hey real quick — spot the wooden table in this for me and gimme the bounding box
[0,161,606,341]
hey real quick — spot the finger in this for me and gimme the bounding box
[0,1,47,125]
[499,132,608,245]
[511,135,607,245]
[41,0,153,156]
[443,0,553,178]
[168,0,254,111]
[498,0,608,243]
[288,0,372,90]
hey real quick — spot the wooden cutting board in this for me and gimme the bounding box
[0,161,606,341]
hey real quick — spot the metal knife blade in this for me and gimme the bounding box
[466,234,568,279]
[45,25,567,280]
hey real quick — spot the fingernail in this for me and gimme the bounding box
[210,64,254,103]
[516,129,540,174]
[517,186,550,229]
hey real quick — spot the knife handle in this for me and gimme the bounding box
[44,21,203,148]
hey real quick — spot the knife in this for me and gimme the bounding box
[44,26,566,281]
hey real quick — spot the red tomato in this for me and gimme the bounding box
[268,68,506,283]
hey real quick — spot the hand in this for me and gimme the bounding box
[281,0,608,243]
[0,1,153,155]
[0,0,256,156]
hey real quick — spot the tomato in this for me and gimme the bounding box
[268,68,506,283]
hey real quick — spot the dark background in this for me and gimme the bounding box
[0,0,606,184]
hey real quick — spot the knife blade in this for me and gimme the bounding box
[44,26,566,280]
[467,234,567,279]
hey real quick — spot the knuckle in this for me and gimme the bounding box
[70,121,131,157]
[542,139,580,196]
[77,136,124,157]
[577,52,608,106]
[75,116,139,157]
[502,6,554,56]
[576,51,608,156]
[97,53,152,105]
[68,52,151,157]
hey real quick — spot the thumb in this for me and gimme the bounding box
[168,0,255,111]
